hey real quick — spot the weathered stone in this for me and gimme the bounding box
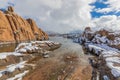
[96,29,109,36]
[8,6,14,12]
[0,11,15,42]
[0,6,48,43]
[26,18,49,40]
[107,34,115,41]
[83,27,94,41]
[84,27,92,32]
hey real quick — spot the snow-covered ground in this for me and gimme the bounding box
[0,52,22,59]
[6,70,29,80]
[0,61,26,77]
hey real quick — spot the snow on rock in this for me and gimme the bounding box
[84,43,120,78]
[103,75,110,80]
[106,57,120,77]
[6,70,29,80]
[86,43,120,55]
[93,44,118,52]
[0,61,26,78]
[88,44,105,54]
[88,45,105,50]
[73,28,120,78]
[31,41,60,44]
[15,41,60,53]
[111,68,120,78]
[87,44,120,77]
[0,52,22,59]
[106,57,120,63]
[107,62,120,77]
[15,42,40,53]
[102,51,119,57]
[92,34,109,44]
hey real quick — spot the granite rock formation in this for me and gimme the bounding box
[0,6,48,43]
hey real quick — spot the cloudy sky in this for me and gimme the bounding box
[0,0,120,33]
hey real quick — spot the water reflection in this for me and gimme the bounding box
[0,44,18,53]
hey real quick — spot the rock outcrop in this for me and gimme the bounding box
[83,27,94,41]
[26,19,48,40]
[0,6,48,43]
[73,27,120,79]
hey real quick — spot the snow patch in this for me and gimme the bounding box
[111,69,120,77]
[0,61,26,78]
[6,70,29,80]
[15,41,60,53]
[0,52,22,59]
[102,51,119,57]
[15,42,40,53]
[106,57,120,63]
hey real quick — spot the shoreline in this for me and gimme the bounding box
[70,27,120,80]
[0,40,61,80]
[83,45,114,79]
[80,43,120,80]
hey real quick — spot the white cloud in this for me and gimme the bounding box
[0,0,15,8]
[12,0,95,33]
[0,0,9,8]
[91,15,120,31]
[96,8,112,13]
[96,0,120,13]
[1,0,120,33]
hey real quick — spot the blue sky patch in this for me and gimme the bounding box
[90,0,120,18]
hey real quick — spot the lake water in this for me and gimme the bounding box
[49,37,84,55]
[0,43,18,53]
[0,37,92,80]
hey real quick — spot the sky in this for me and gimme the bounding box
[0,0,120,33]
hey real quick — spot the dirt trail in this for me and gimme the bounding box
[23,37,92,80]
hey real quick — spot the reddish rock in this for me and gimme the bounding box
[96,29,115,41]
[0,6,48,43]
[84,27,92,32]
[0,11,15,42]
[26,18,48,40]
[96,29,109,36]
[107,34,115,41]
[110,44,120,50]
[83,27,94,41]
[8,6,14,12]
